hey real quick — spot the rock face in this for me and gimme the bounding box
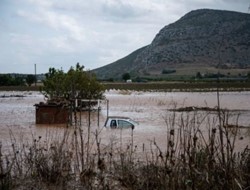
[94,9,250,79]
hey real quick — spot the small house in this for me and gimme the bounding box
[34,102,69,124]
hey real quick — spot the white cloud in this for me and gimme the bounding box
[26,0,52,8]
[0,0,249,73]
[101,0,146,19]
[17,8,86,42]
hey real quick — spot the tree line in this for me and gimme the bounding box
[0,74,36,86]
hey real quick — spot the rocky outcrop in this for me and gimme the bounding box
[94,9,250,79]
[135,9,250,73]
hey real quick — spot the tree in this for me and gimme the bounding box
[13,77,25,86]
[0,75,11,86]
[122,73,131,81]
[0,74,25,86]
[196,72,202,79]
[162,69,176,74]
[42,68,66,99]
[41,63,104,101]
[26,75,36,86]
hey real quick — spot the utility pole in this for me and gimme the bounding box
[34,63,37,87]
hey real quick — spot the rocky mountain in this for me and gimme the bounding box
[93,9,250,80]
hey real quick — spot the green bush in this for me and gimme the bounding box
[162,69,176,74]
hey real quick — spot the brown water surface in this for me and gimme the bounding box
[0,90,249,153]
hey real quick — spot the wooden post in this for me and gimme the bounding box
[107,99,109,118]
[97,100,100,127]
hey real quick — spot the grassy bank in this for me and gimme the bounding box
[1,81,250,92]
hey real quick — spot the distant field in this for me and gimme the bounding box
[144,66,250,80]
[171,67,250,76]
[1,81,250,92]
[103,81,250,91]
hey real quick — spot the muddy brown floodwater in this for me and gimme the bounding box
[0,90,249,153]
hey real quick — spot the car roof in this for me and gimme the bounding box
[107,116,131,120]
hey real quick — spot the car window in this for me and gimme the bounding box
[128,119,138,126]
[110,120,117,128]
[118,120,133,128]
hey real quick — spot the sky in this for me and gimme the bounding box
[0,0,249,74]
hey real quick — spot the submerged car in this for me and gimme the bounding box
[104,116,138,129]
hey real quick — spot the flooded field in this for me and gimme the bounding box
[0,90,250,153]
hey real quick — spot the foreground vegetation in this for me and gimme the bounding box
[0,109,249,190]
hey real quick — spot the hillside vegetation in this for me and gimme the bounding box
[93,9,250,80]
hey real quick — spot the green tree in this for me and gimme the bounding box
[122,73,131,81]
[26,75,36,86]
[196,72,202,79]
[0,74,25,86]
[0,75,11,86]
[42,63,104,101]
[42,68,66,99]
[13,76,25,86]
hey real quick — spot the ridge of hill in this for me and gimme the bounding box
[93,9,250,80]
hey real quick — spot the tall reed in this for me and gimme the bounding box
[0,108,249,190]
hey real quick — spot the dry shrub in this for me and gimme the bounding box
[1,109,250,190]
[0,143,13,190]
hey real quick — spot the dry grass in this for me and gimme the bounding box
[0,109,250,190]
